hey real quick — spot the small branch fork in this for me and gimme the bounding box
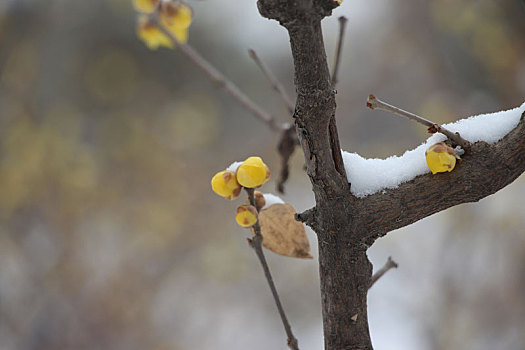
[369,257,398,289]
[152,17,282,132]
[366,94,472,151]
[152,15,302,192]
[246,188,299,350]
[248,49,300,193]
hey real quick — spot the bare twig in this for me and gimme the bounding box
[245,188,299,350]
[328,17,349,179]
[151,15,302,191]
[366,94,471,151]
[152,17,281,132]
[331,16,348,87]
[369,256,398,289]
[249,49,295,115]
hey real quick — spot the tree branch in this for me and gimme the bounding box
[357,111,525,245]
[329,16,349,180]
[258,0,348,198]
[367,94,471,151]
[249,49,295,115]
[153,18,282,132]
[245,188,299,350]
[369,257,398,289]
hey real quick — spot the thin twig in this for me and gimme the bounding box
[366,94,471,151]
[246,188,299,350]
[331,16,348,87]
[152,17,282,132]
[369,256,398,289]
[249,49,295,115]
[328,17,349,179]
[151,15,301,191]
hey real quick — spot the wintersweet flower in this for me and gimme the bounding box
[236,156,271,188]
[425,142,460,174]
[135,0,193,50]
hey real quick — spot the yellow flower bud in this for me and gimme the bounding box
[425,142,460,174]
[253,191,266,211]
[236,156,271,188]
[133,0,159,13]
[235,205,258,228]
[247,191,266,211]
[211,170,242,200]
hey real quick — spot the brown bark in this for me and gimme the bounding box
[258,0,525,349]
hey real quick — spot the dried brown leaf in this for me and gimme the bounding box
[256,203,313,259]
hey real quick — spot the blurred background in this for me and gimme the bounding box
[0,0,524,349]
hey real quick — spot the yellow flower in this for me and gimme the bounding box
[133,0,159,14]
[137,16,174,50]
[135,0,193,49]
[236,156,271,188]
[161,1,193,31]
[160,1,192,44]
[211,170,242,200]
[235,205,258,228]
[425,142,460,174]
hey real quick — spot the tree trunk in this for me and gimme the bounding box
[318,228,373,349]
[257,1,525,349]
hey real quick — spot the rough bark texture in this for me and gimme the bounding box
[257,1,525,349]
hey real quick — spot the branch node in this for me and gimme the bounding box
[295,207,317,231]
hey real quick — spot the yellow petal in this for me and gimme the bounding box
[211,170,242,200]
[133,0,159,14]
[161,1,193,30]
[236,156,271,188]
[137,16,174,50]
[425,142,458,174]
[168,26,189,43]
[235,205,258,228]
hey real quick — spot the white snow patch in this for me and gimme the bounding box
[343,102,525,198]
[226,161,243,173]
[262,193,285,209]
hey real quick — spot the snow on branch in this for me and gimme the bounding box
[343,102,525,198]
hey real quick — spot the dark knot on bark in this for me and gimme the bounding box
[296,206,320,231]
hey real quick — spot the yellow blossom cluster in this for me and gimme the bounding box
[133,0,193,50]
[211,156,271,228]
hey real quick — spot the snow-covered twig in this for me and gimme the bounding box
[367,94,471,150]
